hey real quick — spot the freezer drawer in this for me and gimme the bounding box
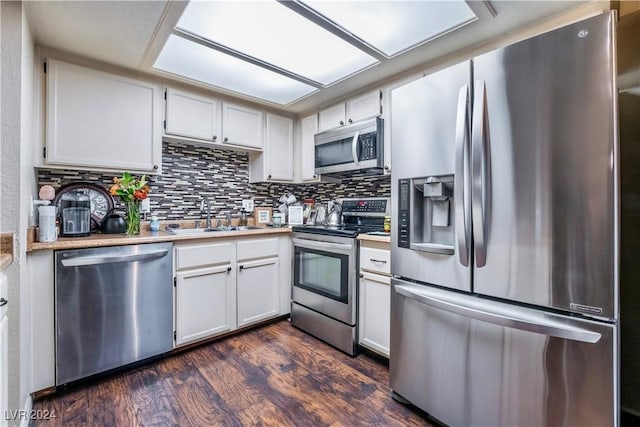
[390,279,617,427]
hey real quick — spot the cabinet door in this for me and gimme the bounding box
[0,272,6,418]
[0,315,6,420]
[359,271,390,357]
[46,59,162,173]
[346,90,381,124]
[265,114,294,181]
[175,264,236,346]
[299,114,320,182]
[222,103,263,149]
[318,103,346,132]
[165,88,220,142]
[237,257,279,327]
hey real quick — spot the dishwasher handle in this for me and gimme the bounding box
[60,249,169,267]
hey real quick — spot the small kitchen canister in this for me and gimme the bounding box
[150,216,160,232]
[38,206,57,242]
[384,215,391,232]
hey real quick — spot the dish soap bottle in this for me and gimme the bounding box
[383,216,391,233]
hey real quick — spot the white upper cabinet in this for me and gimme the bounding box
[318,89,381,132]
[163,88,264,152]
[165,88,220,142]
[347,90,382,123]
[45,59,162,174]
[222,102,264,150]
[297,114,320,183]
[266,114,294,181]
[249,113,293,183]
[318,103,347,132]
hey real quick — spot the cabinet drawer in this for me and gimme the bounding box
[175,242,234,270]
[237,238,279,261]
[360,247,390,275]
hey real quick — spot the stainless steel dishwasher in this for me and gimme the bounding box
[55,242,173,385]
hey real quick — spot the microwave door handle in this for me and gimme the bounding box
[352,131,361,166]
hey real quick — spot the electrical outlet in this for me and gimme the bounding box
[242,199,254,212]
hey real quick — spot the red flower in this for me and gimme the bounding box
[133,189,148,200]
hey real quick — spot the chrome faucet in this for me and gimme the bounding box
[200,196,212,229]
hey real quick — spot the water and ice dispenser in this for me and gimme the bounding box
[397,175,455,254]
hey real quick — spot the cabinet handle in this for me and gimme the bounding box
[359,274,364,279]
[348,118,353,124]
[227,266,232,273]
[313,174,317,179]
[239,265,244,271]
[339,120,344,126]
[223,137,229,142]
[213,135,217,141]
[153,164,159,170]
[268,174,272,179]
[384,165,390,171]
[0,298,7,307]
[370,258,387,264]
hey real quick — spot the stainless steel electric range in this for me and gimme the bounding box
[290,197,390,355]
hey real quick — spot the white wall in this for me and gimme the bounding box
[0,0,35,421]
[20,1,35,419]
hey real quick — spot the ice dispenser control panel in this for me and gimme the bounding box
[398,179,411,248]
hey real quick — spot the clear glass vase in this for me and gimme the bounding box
[125,199,141,235]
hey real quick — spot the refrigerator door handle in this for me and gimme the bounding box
[395,284,602,344]
[454,84,470,266]
[471,80,491,267]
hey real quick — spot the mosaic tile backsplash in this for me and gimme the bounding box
[37,141,391,221]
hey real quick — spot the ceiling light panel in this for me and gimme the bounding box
[153,35,318,105]
[302,0,477,57]
[175,0,379,85]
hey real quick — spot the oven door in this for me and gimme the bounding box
[292,233,357,325]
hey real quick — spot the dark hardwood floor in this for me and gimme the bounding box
[31,320,432,426]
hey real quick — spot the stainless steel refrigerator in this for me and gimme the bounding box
[390,12,619,427]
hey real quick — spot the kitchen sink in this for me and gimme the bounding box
[166,226,262,235]
[165,228,222,235]
[228,226,262,231]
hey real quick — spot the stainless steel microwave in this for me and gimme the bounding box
[314,117,384,177]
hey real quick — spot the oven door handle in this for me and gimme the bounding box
[292,238,353,252]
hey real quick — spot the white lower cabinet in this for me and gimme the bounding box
[358,241,391,357]
[176,264,236,346]
[359,272,390,357]
[174,240,236,346]
[174,235,288,348]
[237,257,279,327]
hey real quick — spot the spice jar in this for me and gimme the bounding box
[383,215,391,232]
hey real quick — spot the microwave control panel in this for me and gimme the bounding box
[358,132,378,161]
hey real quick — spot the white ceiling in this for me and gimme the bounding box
[25,0,600,114]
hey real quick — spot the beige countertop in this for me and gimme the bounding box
[1,233,14,271]
[28,225,292,252]
[357,233,391,244]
